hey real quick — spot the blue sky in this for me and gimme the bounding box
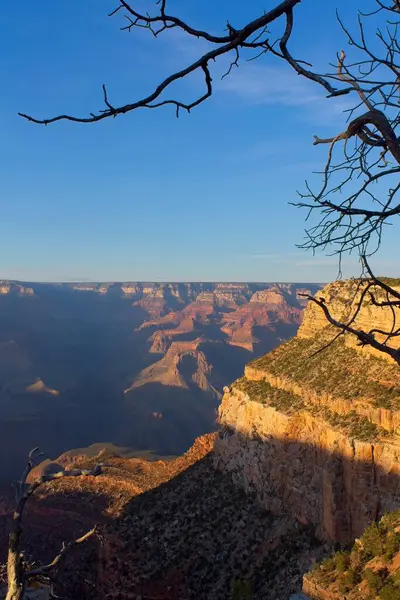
[1,0,399,282]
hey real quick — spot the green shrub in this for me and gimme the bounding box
[320,557,335,572]
[392,571,400,585]
[250,334,400,411]
[365,568,384,593]
[335,551,350,573]
[235,377,305,414]
[344,568,358,586]
[349,549,363,573]
[385,533,400,559]
[380,581,400,600]
[363,522,384,558]
[231,579,253,600]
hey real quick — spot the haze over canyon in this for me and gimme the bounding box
[0,280,320,484]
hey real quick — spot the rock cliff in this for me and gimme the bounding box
[138,283,308,355]
[214,279,400,544]
[124,338,220,398]
[0,281,34,295]
[299,279,400,358]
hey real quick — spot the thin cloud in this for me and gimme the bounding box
[251,252,299,260]
[146,33,352,128]
[251,253,361,269]
[251,252,303,261]
[63,277,95,282]
[219,63,353,126]
[295,258,351,267]
[221,64,321,107]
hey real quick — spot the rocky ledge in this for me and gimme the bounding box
[214,280,400,544]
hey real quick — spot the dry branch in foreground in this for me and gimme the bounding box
[4,448,102,600]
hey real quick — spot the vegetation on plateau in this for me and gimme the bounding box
[308,511,400,599]
[234,377,388,442]
[250,335,400,410]
[235,378,305,415]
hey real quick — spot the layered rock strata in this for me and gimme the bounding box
[214,280,400,543]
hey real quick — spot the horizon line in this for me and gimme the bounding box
[1,278,326,285]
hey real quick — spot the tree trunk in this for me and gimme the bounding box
[5,532,25,600]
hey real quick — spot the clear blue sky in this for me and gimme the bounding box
[1,0,398,282]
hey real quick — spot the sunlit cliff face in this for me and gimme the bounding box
[215,280,400,543]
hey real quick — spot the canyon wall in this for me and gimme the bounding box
[214,280,400,543]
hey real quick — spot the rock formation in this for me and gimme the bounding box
[138,283,308,355]
[0,280,318,484]
[124,338,220,398]
[0,281,34,296]
[299,279,400,358]
[220,286,302,351]
[24,379,60,396]
[214,279,400,544]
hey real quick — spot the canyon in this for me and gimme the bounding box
[1,279,399,599]
[0,280,318,484]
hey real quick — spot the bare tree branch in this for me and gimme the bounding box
[5,449,102,600]
[25,527,97,580]
[300,291,400,364]
[17,0,400,359]
[294,5,400,266]
[18,0,357,126]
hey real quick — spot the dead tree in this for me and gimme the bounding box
[5,448,101,600]
[18,0,400,361]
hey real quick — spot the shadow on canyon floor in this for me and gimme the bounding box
[2,427,399,599]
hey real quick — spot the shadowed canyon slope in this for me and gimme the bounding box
[0,435,328,600]
[0,280,319,483]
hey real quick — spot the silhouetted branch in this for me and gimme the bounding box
[25,527,97,579]
[5,449,102,600]
[294,4,400,264]
[300,289,400,365]
[19,0,356,125]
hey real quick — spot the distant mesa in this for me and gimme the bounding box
[220,287,302,351]
[121,284,139,296]
[0,281,34,296]
[25,379,60,396]
[124,338,220,398]
[71,283,110,294]
[136,283,308,355]
[250,287,287,305]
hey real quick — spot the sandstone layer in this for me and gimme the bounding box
[214,280,400,544]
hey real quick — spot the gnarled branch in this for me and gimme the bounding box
[18,0,356,126]
[5,449,102,600]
